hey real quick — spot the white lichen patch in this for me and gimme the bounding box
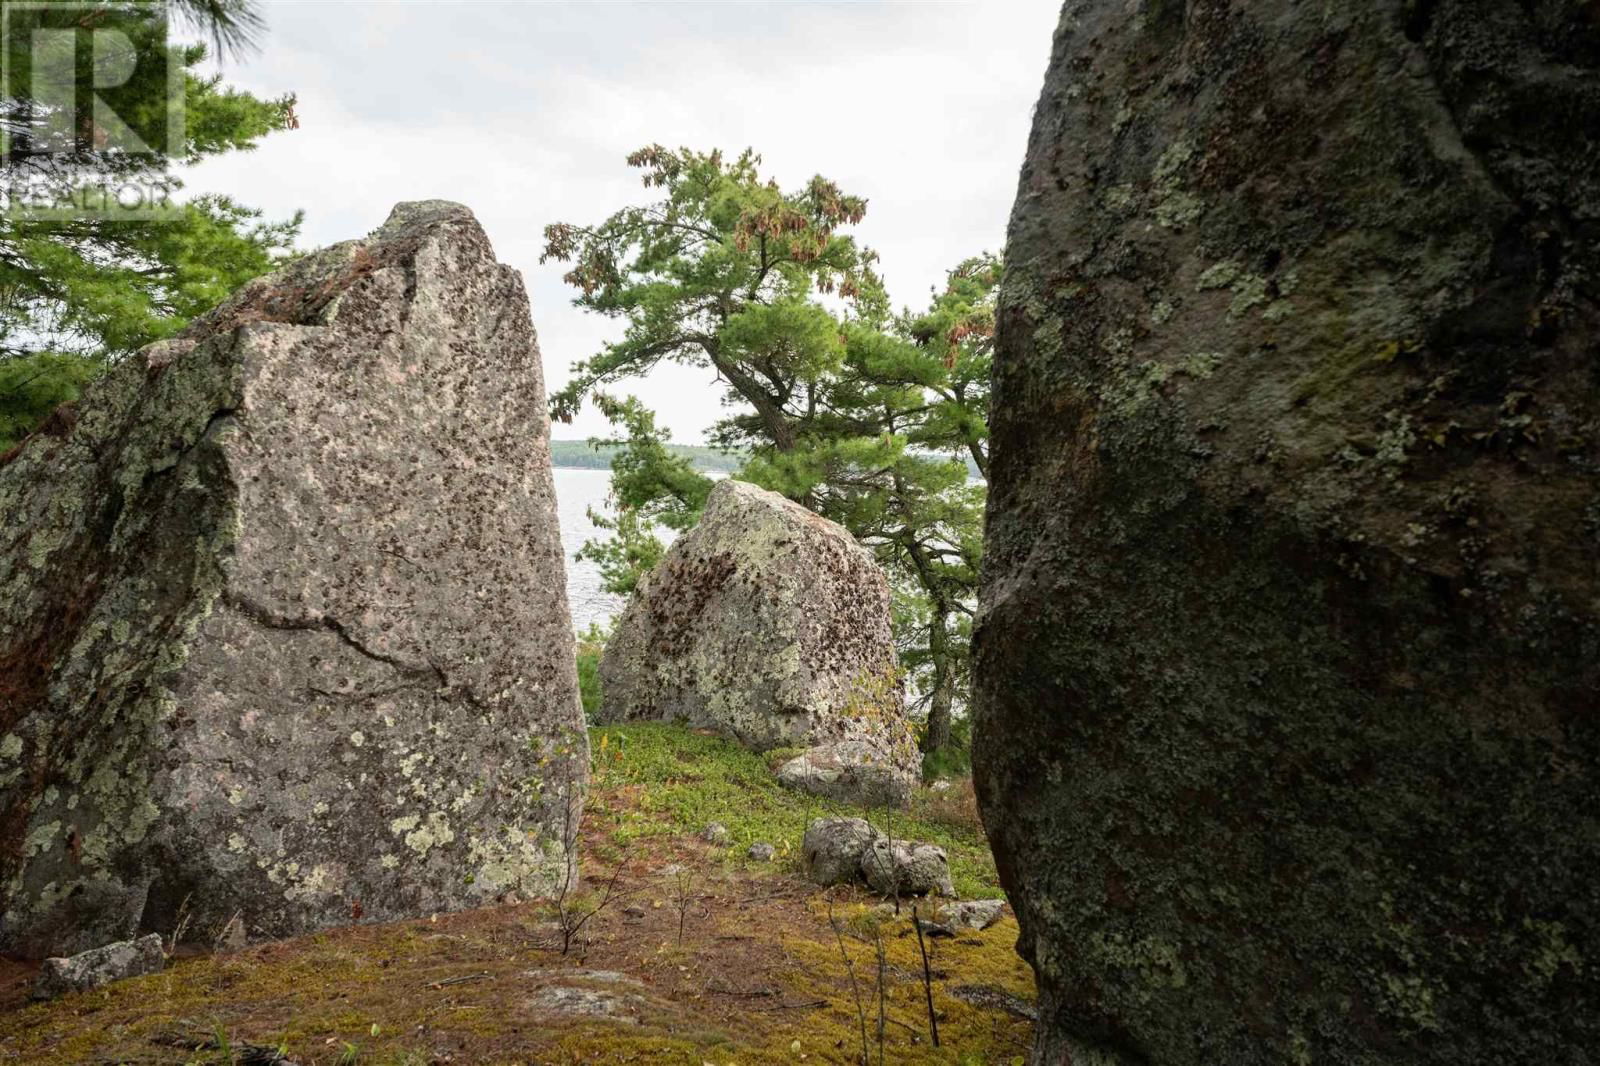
[404,811,456,856]
[23,820,61,859]
[1151,140,1204,230]
[26,526,67,569]
[466,826,567,898]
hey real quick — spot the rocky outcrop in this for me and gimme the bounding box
[800,817,952,897]
[860,837,953,898]
[0,202,587,958]
[31,933,165,1000]
[598,479,915,792]
[774,740,915,809]
[976,5,1600,1064]
[930,899,1005,934]
[800,817,878,887]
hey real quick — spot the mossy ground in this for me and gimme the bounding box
[586,723,999,900]
[0,725,1029,1064]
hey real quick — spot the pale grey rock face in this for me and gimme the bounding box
[31,933,164,1000]
[800,816,951,898]
[801,817,880,887]
[934,899,1006,932]
[700,822,730,846]
[0,201,586,958]
[861,838,952,898]
[775,740,916,809]
[598,479,915,774]
[522,969,654,1025]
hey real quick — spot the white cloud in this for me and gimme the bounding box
[188,0,1057,441]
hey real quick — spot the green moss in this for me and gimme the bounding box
[589,723,1001,899]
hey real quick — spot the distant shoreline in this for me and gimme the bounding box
[550,439,984,479]
[548,438,744,472]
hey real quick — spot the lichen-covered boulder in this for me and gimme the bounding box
[860,838,953,899]
[31,933,165,1000]
[774,740,915,809]
[976,5,1600,1065]
[800,817,952,898]
[932,899,1006,934]
[800,817,880,887]
[0,201,587,958]
[598,479,914,772]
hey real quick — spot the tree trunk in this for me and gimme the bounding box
[708,351,796,452]
[921,609,953,756]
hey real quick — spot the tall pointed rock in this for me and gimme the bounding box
[0,202,587,956]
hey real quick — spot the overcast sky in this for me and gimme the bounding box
[189,1,1058,443]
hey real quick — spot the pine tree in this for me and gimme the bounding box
[743,257,997,763]
[541,145,883,451]
[553,152,998,764]
[0,0,300,450]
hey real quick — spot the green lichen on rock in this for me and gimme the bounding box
[977,3,1599,1064]
[0,202,586,958]
[597,479,916,787]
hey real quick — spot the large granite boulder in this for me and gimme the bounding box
[0,201,587,958]
[598,479,915,781]
[976,5,1598,1065]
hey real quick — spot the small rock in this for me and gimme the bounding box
[948,983,1038,1021]
[860,838,954,897]
[701,822,731,846]
[935,899,1006,931]
[776,740,915,808]
[525,984,641,1023]
[801,817,882,886]
[929,779,953,792]
[747,842,776,862]
[31,933,165,1000]
[521,969,653,1025]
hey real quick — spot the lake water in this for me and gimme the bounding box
[552,465,626,632]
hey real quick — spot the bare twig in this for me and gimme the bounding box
[425,972,491,990]
[704,978,777,998]
[829,900,871,1066]
[547,730,629,956]
[912,904,941,1047]
[874,925,888,1066]
[558,857,627,955]
[671,865,696,944]
[748,997,829,1012]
